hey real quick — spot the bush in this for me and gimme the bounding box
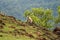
[24,6,60,29]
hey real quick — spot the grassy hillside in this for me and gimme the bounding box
[0,14,59,40]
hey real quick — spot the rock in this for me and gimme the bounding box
[0,35,3,37]
[19,29,26,32]
[0,25,4,29]
[2,23,5,25]
[0,20,5,25]
[26,34,34,38]
[0,20,2,23]
[53,27,60,35]
[8,16,16,20]
[9,26,16,29]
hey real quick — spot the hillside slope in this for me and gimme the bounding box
[0,14,60,40]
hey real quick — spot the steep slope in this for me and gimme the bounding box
[0,14,60,40]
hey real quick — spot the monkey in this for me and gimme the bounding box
[27,16,33,26]
[27,16,33,23]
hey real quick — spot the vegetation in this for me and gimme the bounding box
[0,6,60,40]
[55,6,60,24]
[24,6,60,29]
[0,12,59,40]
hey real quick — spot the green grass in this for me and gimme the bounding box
[0,33,35,40]
[0,14,58,40]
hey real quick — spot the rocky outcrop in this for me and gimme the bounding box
[53,27,60,36]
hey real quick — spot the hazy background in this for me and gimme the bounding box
[0,0,60,21]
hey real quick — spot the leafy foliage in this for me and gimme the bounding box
[55,6,60,24]
[24,6,60,29]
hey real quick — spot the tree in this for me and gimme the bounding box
[54,6,60,27]
[24,7,60,29]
